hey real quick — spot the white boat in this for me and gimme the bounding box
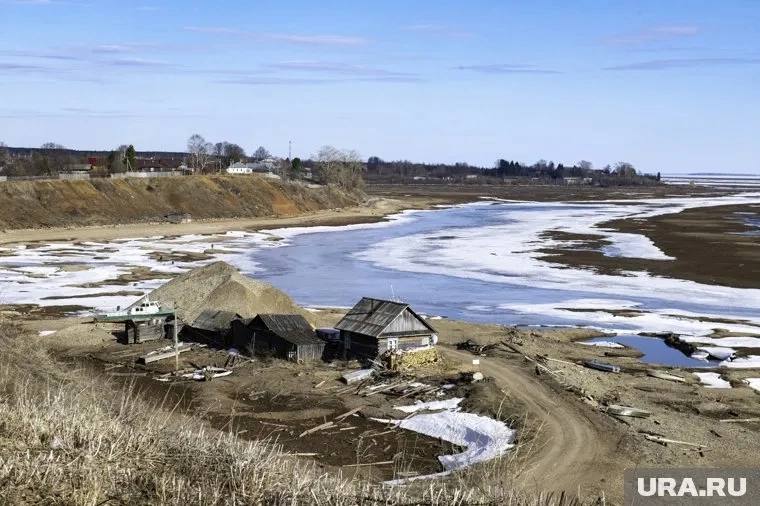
[105,297,164,318]
[128,299,162,316]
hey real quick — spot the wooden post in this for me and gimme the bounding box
[173,304,179,371]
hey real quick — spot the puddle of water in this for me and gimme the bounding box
[585,335,719,368]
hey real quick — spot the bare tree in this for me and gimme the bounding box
[252,146,270,161]
[614,161,637,177]
[224,143,246,163]
[315,145,364,190]
[577,160,593,171]
[187,134,212,173]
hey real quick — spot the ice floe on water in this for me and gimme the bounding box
[2,191,760,367]
[693,372,731,389]
[0,232,276,312]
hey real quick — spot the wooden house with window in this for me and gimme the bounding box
[335,298,438,359]
[231,314,324,362]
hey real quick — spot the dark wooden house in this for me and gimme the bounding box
[335,298,438,359]
[231,314,324,362]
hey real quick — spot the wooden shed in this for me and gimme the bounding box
[124,316,169,344]
[334,298,438,359]
[231,314,324,362]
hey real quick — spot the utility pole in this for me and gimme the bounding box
[173,303,179,371]
[288,140,292,160]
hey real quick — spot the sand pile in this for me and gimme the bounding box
[142,261,305,328]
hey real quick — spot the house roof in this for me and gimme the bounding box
[334,297,436,338]
[252,314,319,345]
[192,309,242,332]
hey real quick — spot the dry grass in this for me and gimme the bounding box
[0,323,592,505]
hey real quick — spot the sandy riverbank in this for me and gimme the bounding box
[0,196,434,246]
[0,183,739,246]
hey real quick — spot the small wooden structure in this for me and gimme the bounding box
[335,298,437,359]
[231,314,324,362]
[125,316,169,344]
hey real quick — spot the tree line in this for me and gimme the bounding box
[365,156,660,186]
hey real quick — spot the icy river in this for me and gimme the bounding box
[3,192,760,365]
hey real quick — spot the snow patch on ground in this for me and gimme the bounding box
[693,372,731,389]
[578,340,624,348]
[697,347,736,361]
[379,398,515,477]
[394,398,463,413]
[743,378,760,392]
[720,356,760,369]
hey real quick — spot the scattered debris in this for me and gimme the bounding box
[583,360,621,373]
[342,369,374,384]
[605,405,651,418]
[139,343,193,364]
[335,407,364,421]
[643,434,705,448]
[647,369,687,383]
[299,421,334,438]
[181,367,232,381]
[342,460,395,468]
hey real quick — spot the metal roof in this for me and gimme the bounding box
[252,314,320,346]
[334,297,435,338]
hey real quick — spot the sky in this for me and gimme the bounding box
[0,0,759,173]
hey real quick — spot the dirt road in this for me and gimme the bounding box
[441,348,630,501]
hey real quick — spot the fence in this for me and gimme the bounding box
[58,173,91,181]
[109,171,184,179]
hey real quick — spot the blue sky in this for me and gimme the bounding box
[0,0,758,173]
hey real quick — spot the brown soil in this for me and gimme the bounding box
[537,203,760,288]
[366,183,733,205]
[0,175,359,230]
[0,196,421,245]
[21,309,760,503]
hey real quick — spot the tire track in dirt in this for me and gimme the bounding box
[442,348,629,500]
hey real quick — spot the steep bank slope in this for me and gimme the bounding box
[0,176,360,229]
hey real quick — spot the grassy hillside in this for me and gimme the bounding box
[0,323,572,505]
[0,176,360,229]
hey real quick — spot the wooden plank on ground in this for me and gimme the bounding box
[335,406,363,421]
[139,343,192,364]
[299,421,334,438]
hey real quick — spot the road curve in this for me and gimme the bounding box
[441,348,627,500]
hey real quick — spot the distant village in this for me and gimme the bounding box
[0,137,662,187]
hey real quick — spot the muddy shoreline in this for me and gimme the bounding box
[539,202,760,289]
